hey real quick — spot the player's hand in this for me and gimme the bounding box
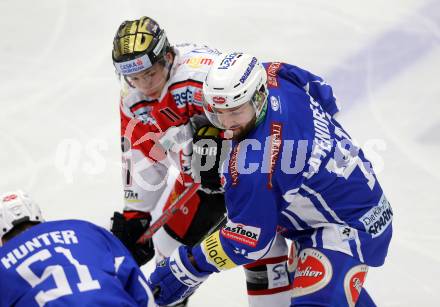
[111,211,155,266]
[191,125,224,192]
[147,246,209,306]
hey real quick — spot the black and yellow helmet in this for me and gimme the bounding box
[112,16,170,75]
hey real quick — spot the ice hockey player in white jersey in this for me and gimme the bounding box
[0,190,155,307]
[110,17,293,307]
[110,16,226,264]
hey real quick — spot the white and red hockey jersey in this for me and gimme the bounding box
[119,44,220,237]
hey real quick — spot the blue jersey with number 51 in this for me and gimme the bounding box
[0,220,153,307]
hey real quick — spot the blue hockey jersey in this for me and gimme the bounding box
[192,62,393,273]
[0,220,154,307]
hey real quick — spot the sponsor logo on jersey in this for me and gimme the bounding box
[268,122,282,189]
[359,194,392,238]
[268,262,290,288]
[266,62,282,88]
[343,265,368,307]
[270,96,280,112]
[218,52,241,69]
[202,231,237,270]
[170,81,204,108]
[183,56,214,68]
[212,96,226,104]
[229,145,240,187]
[239,57,257,84]
[221,222,261,248]
[292,248,333,298]
[2,194,17,202]
[172,87,194,108]
[193,90,203,103]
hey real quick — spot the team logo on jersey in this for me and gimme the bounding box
[202,231,237,270]
[359,194,392,238]
[344,265,368,307]
[267,122,282,189]
[137,113,157,125]
[221,221,261,248]
[266,62,282,88]
[292,248,333,298]
[270,96,280,112]
[130,103,158,125]
[212,96,226,104]
[183,56,214,68]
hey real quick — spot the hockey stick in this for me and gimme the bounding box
[195,213,227,245]
[151,210,227,299]
[136,183,200,244]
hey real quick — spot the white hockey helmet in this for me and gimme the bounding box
[0,190,43,241]
[202,52,268,129]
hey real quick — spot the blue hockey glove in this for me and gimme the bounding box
[147,245,210,306]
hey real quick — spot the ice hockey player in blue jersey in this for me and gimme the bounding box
[146,52,393,307]
[0,190,155,307]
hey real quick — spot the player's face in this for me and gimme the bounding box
[126,53,172,98]
[215,102,256,141]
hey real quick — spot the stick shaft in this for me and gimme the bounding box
[136,183,200,244]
